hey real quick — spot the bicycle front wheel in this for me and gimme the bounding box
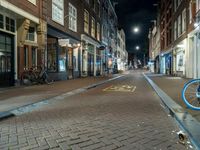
[182,79,200,110]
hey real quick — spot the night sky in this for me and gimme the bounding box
[114,0,158,55]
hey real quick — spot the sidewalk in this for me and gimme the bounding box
[0,75,122,115]
[144,73,200,149]
[146,73,200,121]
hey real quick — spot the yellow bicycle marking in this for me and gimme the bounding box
[103,85,136,92]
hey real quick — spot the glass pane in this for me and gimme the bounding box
[7,56,11,72]
[6,37,11,44]
[1,56,6,72]
[29,34,34,41]
[6,45,11,52]
[6,17,9,31]
[0,44,5,51]
[0,14,3,29]
[0,35,4,42]
[32,48,36,67]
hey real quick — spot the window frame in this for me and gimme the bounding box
[69,3,77,32]
[84,10,89,34]
[52,0,64,25]
[91,17,95,38]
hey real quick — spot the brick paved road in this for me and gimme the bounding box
[0,71,187,150]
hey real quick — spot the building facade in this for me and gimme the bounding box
[150,0,200,79]
[0,0,121,87]
[186,0,200,79]
[160,0,173,75]
[117,28,127,71]
[0,0,46,87]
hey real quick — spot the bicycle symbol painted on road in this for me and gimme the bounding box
[103,85,136,92]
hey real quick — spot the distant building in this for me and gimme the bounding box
[117,28,128,71]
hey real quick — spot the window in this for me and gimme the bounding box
[24,46,29,68]
[6,17,15,32]
[26,27,35,41]
[47,38,57,72]
[52,0,64,25]
[91,0,95,11]
[189,1,192,24]
[197,0,200,12]
[69,3,77,32]
[182,9,186,32]
[97,23,100,41]
[84,10,89,34]
[28,0,36,5]
[97,0,100,17]
[32,48,37,67]
[178,15,181,36]
[91,18,95,38]
[174,20,177,40]
[0,14,3,29]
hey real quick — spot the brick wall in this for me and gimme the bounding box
[7,0,40,17]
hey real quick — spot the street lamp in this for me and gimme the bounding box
[133,27,140,33]
[136,46,140,50]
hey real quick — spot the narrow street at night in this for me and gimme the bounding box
[1,0,200,149]
[0,71,187,150]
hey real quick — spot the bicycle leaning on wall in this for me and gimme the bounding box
[20,66,51,85]
[182,78,200,110]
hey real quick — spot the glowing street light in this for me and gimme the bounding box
[136,46,140,50]
[133,27,140,33]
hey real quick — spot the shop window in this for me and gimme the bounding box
[26,27,35,41]
[0,14,3,29]
[59,47,66,72]
[47,39,57,72]
[6,17,15,32]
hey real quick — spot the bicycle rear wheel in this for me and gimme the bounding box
[21,72,32,85]
[182,79,200,110]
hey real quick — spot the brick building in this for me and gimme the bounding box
[0,0,46,87]
[160,0,173,75]
[0,0,120,87]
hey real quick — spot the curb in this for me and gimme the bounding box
[143,73,200,149]
[0,75,125,120]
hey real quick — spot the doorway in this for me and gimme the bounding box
[0,32,14,87]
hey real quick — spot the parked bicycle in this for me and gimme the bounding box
[182,78,200,110]
[21,66,51,85]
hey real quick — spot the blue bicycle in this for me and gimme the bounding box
[182,79,200,110]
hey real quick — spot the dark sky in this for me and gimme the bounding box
[114,0,158,54]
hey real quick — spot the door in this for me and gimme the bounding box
[67,48,73,79]
[0,32,14,87]
[87,53,94,76]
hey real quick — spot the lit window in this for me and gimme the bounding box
[84,10,89,34]
[97,23,100,41]
[52,0,64,25]
[91,18,95,38]
[28,0,36,5]
[69,3,77,32]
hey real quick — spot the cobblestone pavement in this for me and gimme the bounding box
[0,76,111,112]
[0,71,187,150]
